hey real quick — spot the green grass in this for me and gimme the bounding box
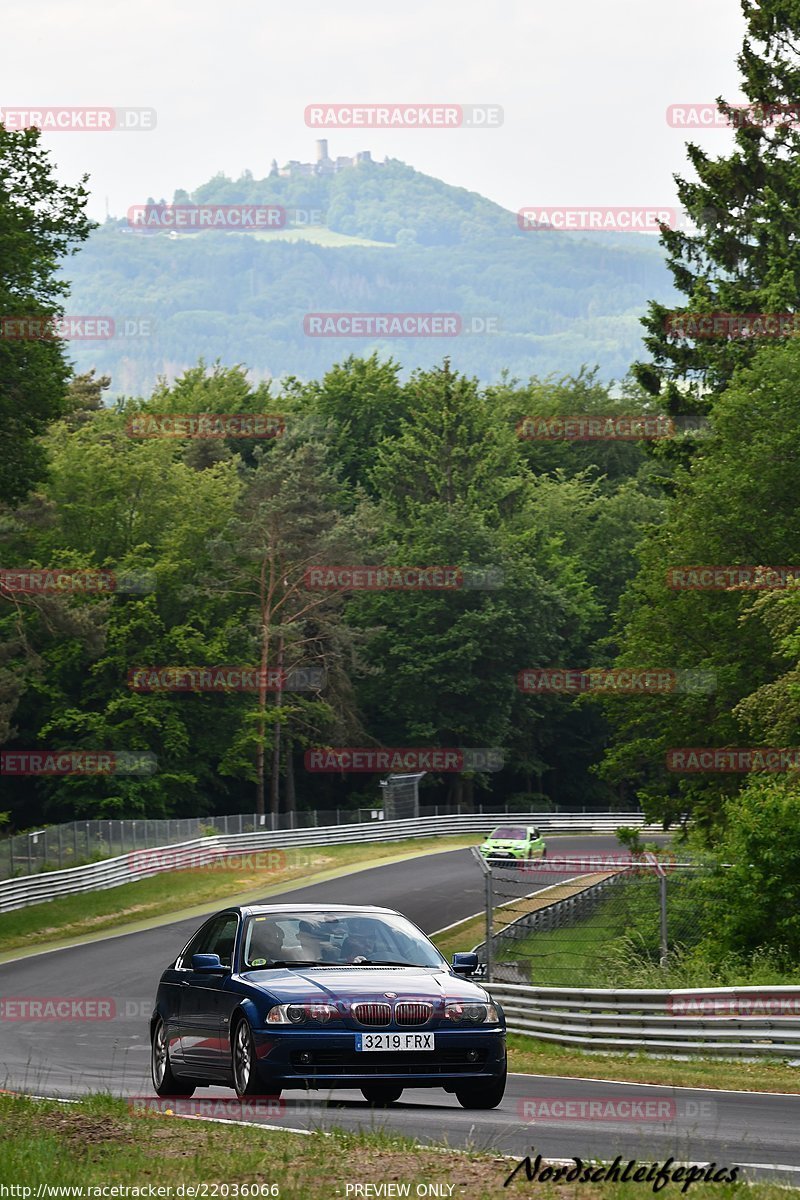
[0,1093,789,1198]
[254,227,393,247]
[500,900,633,987]
[0,835,476,958]
[506,1034,800,1094]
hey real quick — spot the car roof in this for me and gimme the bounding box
[238,903,399,916]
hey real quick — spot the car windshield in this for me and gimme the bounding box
[489,826,527,840]
[241,911,448,970]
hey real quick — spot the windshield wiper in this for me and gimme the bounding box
[256,960,329,968]
[345,959,424,967]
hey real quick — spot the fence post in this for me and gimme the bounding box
[659,871,668,967]
[58,825,63,869]
[485,867,493,984]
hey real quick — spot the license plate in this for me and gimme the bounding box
[355,1032,434,1052]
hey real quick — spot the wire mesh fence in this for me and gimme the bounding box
[379,772,425,820]
[471,849,706,986]
[0,800,627,879]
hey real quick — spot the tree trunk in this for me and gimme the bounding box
[285,736,295,814]
[256,560,271,818]
[269,635,285,816]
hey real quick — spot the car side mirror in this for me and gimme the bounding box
[452,952,479,976]
[192,953,227,973]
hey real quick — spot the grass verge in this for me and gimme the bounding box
[505,1034,800,1094]
[0,1093,787,1198]
[431,872,617,963]
[0,836,476,958]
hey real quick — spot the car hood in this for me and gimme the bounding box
[238,966,490,1003]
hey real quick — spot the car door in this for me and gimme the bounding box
[528,827,544,857]
[176,912,239,1077]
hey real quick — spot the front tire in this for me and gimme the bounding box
[151,1018,195,1097]
[361,1084,403,1106]
[454,1069,506,1110]
[232,1018,281,1099]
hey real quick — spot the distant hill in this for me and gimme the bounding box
[64,156,677,394]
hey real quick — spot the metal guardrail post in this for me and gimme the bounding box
[485,867,493,983]
[471,846,493,983]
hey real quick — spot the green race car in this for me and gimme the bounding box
[478,824,547,862]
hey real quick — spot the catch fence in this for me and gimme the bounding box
[471,849,704,986]
[0,804,644,880]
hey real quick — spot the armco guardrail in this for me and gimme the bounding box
[0,812,658,914]
[488,982,800,1057]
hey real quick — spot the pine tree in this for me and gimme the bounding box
[635,0,800,412]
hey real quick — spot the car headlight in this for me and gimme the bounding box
[444,1001,499,1024]
[266,1002,337,1025]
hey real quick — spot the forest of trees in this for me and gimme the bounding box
[0,355,671,827]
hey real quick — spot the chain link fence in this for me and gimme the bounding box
[0,801,633,879]
[471,849,706,986]
[379,772,425,820]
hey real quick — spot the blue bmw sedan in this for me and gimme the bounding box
[150,903,506,1108]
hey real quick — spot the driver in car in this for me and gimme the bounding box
[297,920,340,962]
[248,921,287,965]
[341,921,379,963]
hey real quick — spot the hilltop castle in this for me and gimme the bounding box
[270,140,386,178]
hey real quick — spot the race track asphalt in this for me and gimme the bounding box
[1,835,798,1183]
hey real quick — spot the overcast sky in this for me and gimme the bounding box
[2,0,747,222]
